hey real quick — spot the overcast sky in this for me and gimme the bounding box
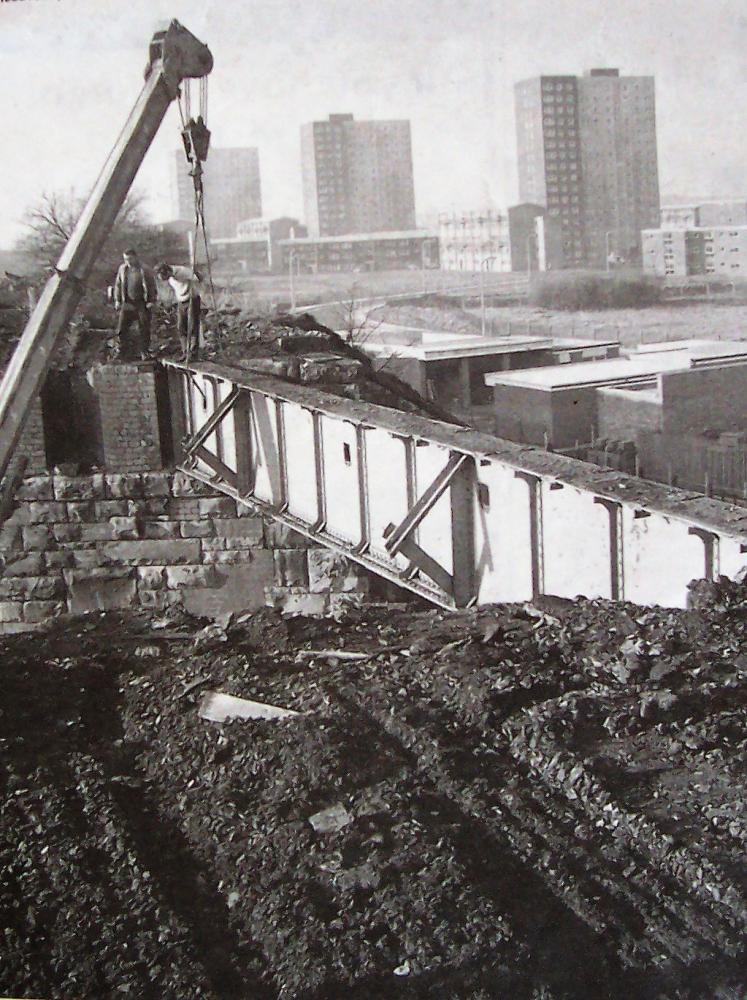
[1,0,746,248]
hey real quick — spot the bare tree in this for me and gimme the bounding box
[17,191,145,273]
[14,189,186,321]
[333,284,385,346]
[332,284,426,379]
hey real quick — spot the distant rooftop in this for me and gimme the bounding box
[361,329,617,363]
[277,230,436,245]
[485,340,747,391]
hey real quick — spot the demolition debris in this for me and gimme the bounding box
[1,587,746,999]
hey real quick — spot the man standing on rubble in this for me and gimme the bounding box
[113,249,157,361]
[156,263,203,362]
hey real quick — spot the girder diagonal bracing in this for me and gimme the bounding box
[164,360,747,611]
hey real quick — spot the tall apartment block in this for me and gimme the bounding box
[172,147,262,239]
[515,69,660,268]
[301,114,416,237]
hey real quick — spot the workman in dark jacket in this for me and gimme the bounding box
[113,249,157,360]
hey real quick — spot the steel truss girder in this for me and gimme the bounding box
[381,450,469,598]
[183,385,240,457]
[177,463,458,610]
[176,370,477,607]
[383,451,467,556]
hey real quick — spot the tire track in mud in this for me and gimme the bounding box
[1,651,273,1000]
[332,689,649,1000]
[395,659,747,953]
[79,671,274,1000]
[333,676,745,999]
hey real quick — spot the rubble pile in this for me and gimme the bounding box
[5,300,461,427]
[197,309,461,423]
[1,589,746,998]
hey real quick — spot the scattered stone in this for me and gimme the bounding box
[308,803,353,834]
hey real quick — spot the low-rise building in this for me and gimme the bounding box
[485,340,747,448]
[437,209,511,272]
[276,230,439,274]
[642,226,747,277]
[210,217,306,273]
[437,204,564,272]
[361,329,618,425]
[659,200,747,229]
[659,205,700,229]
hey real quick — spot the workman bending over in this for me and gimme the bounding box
[113,249,157,361]
[157,263,203,362]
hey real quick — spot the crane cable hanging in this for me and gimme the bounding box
[177,78,220,363]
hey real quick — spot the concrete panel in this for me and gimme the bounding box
[414,443,454,577]
[551,388,597,449]
[320,416,362,544]
[249,392,282,505]
[661,365,747,435]
[365,428,410,569]
[542,484,611,599]
[621,510,706,608]
[473,462,533,603]
[283,402,319,524]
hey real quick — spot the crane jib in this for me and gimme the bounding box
[0,21,213,484]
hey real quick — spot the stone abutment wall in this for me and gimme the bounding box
[0,470,376,635]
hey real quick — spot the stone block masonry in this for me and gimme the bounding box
[0,470,376,634]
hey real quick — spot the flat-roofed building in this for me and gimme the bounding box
[437,209,511,272]
[437,204,565,272]
[277,230,438,274]
[361,329,618,425]
[485,341,747,447]
[643,226,747,277]
[659,201,747,229]
[210,217,306,273]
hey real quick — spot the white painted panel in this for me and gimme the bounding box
[203,378,220,460]
[189,373,214,479]
[320,417,361,544]
[474,462,533,603]
[215,379,237,473]
[365,428,411,569]
[283,403,318,524]
[250,393,282,505]
[622,510,705,608]
[542,485,611,599]
[718,535,747,581]
[414,443,454,577]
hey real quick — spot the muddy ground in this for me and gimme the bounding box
[1,589,746,999]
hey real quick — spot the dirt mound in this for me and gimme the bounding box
[1,591,746,998]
